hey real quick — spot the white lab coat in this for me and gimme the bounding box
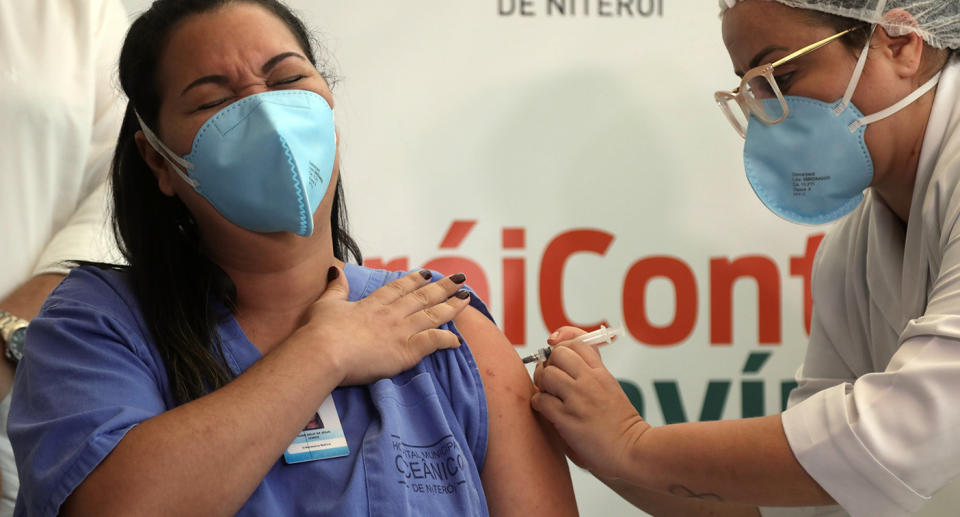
[761,55,960,517]
[0,0,127,513]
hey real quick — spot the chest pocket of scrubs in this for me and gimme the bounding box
[362,372,486,517]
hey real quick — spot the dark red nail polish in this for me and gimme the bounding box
[327,266,339,282]
[419,270,433,280]
[455,290,470,300]
[450,273,466,284]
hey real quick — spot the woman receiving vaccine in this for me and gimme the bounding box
[8,1,577,515]
[533,1,960,515]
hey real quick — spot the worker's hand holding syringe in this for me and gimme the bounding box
[521,324,622,364]
[529,324,651,481]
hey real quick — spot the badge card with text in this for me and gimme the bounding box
[283,394,349,464]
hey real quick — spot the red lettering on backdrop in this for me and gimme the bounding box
[539,229,615,332]
[502,227,525,249]
[622,257,697,346]
[365,222,820,348]
[423,220,490,303]
[423,257,490,302]
[710,256,781,345]
[502,228,526,345]
[789,234,825,335]
[438,221,477,249]
[364,257,410,271]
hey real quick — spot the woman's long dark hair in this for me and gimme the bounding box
[113,0,361,405]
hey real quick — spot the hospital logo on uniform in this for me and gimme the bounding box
[392,434,468,495]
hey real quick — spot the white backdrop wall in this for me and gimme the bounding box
[119,1,834,515]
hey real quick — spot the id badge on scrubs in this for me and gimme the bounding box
[283,394,349,464]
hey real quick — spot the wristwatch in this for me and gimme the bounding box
[0,309,28,364]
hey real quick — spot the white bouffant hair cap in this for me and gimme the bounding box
[719,0,960,49]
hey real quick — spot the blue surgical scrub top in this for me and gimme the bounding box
[9,264,491,516]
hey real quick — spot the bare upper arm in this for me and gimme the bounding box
[454,307,578,517]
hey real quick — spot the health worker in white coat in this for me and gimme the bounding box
[531,1,960,516]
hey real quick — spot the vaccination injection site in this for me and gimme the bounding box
[3,0,960,515]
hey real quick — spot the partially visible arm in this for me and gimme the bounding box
[532,341,833,508]
[0,273,65,497]
[0,275,64,319]
[454,308,578,517]
[623,415,831,507]
[0,273,65,396]
[62,332,348,517]
[31,183,122,276]
[601,477,760,517]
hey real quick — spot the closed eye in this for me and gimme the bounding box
[774,72,794,93]
[195,97,231,111]
[271,74,305,86]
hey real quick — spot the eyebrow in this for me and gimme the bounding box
[261,51,306,74]
[179,52,308,96]
[735,45,789,78]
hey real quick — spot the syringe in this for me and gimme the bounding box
[520,324,623,364]
[521,347,552,364]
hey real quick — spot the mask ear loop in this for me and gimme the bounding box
[134,111,200,188]
[848,70,942,132]
[833,24,877,116]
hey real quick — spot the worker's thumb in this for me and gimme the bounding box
[547,326,588,346]
[320,265,350,301]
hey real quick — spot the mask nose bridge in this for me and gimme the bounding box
[211,94,268,135]
[212,91,315,136]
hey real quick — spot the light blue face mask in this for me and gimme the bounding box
[743,33,941,225]
[137,89,337,236]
